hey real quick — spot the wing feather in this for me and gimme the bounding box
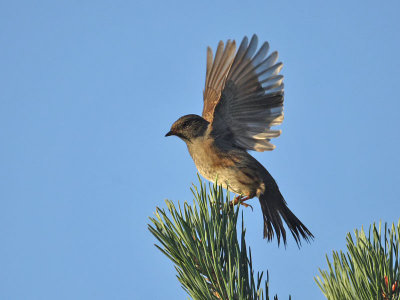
[202,40,236,122]
[202,35,284,152]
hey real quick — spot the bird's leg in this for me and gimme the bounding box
[230,195,253,210]
[231,195,249,205]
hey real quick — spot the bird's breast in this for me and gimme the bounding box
[186,137,259,196]
[187,138,231,181]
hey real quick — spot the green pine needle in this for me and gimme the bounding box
[315,220,400,300]
[148,177,287,300]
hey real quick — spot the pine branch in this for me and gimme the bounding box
[148,176,288,300]
[315,220,400,300]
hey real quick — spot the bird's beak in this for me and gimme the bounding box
[165,130,174,137]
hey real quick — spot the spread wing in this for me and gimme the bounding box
[202,35,284,152]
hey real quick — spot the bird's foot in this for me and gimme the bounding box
[230,196,253,210]
[231,195,250,205]
[239,201,253,210]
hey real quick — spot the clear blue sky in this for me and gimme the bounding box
[1,1,399,299]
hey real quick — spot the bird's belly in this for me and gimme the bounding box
[198,164,255,196]
[187,141,256,196]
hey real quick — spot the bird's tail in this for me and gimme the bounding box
[259,175,314,246]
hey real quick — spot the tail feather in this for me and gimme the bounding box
[259,177,314,246]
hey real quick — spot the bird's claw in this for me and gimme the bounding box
[230,195,252,210]
[239,201,253,211]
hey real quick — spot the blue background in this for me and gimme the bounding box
[1,1,399,299]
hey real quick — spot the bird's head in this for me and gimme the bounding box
[165,114,209,142]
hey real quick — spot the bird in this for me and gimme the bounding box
[165,34,313,246]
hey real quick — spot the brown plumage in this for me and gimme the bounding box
[165,35,313,246]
